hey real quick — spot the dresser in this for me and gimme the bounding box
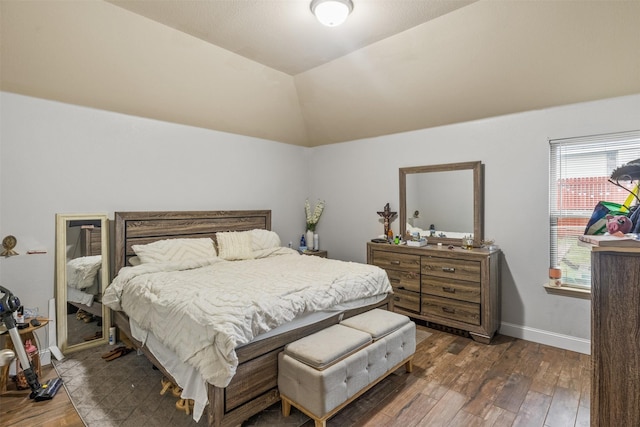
[367,242,500,343]
[591,246,640,426]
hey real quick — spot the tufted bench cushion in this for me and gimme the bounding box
[283,324,372,370]
[278,310,416,427]
[340,308,410,340]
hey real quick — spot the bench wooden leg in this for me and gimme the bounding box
[314,419,326,427]
[405,357,413,373]
[281,396,291,417]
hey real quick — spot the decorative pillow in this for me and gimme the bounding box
[67,255,102,290]
[132,238,217,264]
[216,231,255,261]
[250,229,281,251]
[128,256,141,266]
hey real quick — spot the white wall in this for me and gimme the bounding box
[3,91,639,358]
[310,93,640,354]
[0,92,308,356]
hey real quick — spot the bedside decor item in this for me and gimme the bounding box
[305,199,325,251]
[377,203,397,239]
[1,235,18,257]
[306,230,314,253]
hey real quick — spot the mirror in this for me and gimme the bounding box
[400,161,484,247]
[55,213,110,354]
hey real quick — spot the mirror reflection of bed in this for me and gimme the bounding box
[55,213,110,354]
[65,222,103,346]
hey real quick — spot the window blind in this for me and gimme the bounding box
[549,130,640,289]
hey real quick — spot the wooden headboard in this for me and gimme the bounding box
[113,210,271,274]
[80,226,102,257]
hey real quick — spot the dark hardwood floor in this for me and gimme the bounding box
[0,324,590,426]
[0,363,83,427]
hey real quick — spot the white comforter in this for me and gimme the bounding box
[103,248,391,387]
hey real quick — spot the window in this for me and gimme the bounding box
[549,130,640,289]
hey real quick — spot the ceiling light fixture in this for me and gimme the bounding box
[310,0,354,27]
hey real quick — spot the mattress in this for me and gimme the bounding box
[104,248,392,388]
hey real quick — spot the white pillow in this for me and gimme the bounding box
[132,238,217,264]
[250,229,281,251]
[67,255,102,290]
[217,231,255,260]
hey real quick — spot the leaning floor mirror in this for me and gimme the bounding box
[55,213,110,354]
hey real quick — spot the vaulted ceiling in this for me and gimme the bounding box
[2,1,639,147]
[105,0,477,76]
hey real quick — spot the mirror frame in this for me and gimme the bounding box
[55,213,110,354]
[400,161,484,247]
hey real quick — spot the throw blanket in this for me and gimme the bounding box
[103,248,391,387]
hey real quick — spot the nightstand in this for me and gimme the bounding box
[0,317,48,393]
[301,250,328,258]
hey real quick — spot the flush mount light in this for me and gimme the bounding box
[310,0,354,27]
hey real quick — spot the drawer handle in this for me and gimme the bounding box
[389,278,400,283]
[442,307,456,314]
[442,267,456,273]
[397,286,406,290]
[390,260,401,265]
[442,287,456,293]
[393,296,401,301]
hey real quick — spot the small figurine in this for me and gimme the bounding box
[606,214,633,235]
[377,203,397,239]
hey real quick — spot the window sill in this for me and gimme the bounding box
[543,283,591,299]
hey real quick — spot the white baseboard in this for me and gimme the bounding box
[499,322,591,355]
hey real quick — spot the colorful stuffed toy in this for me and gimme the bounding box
[606,214,633,235]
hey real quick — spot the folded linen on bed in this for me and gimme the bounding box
[67,286,95,306]
[103,248,392,388]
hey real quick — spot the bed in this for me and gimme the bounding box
[104,210,393,427]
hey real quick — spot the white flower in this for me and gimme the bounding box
[305,199,325,231]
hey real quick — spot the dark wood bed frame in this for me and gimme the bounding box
[110,210,391,427]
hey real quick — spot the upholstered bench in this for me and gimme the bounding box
[278,309,416,427]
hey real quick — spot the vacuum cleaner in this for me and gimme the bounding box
[0,285,62,400]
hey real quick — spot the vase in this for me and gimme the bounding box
[306,230,315,251]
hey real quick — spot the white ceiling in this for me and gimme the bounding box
[107,0,477,75]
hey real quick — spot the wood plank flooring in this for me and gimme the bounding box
[0,323,590,426]
[0,363,83,427]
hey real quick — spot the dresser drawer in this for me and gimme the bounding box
[386,269,420,293]
[391,288,420,313]
[421,256,481,282]
[422,295,480,325]
[371,250,420,272]
[422,276,480,303]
